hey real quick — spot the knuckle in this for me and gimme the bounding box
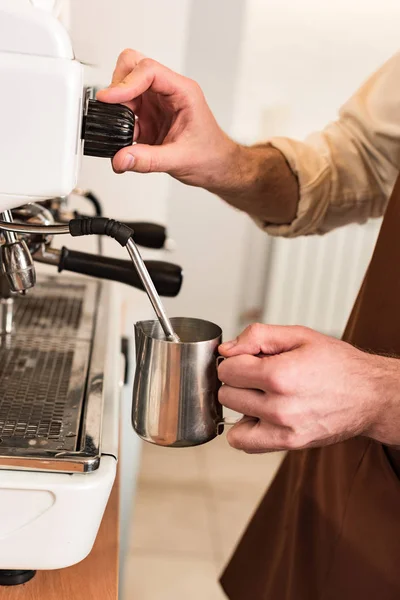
[269,406,290,428]
[242,322,265,343]
[186,77,201,93]
[270,402,299,430]
[226,428,241,450]
[277,360,297,393]
[120,48,135,61]
[265,365,286,394]
[280,429,300,450]
[278,424,311,450]
[140,57,156,71]
[292,325,313,340]
[182,78,204,105]
[249,322,264,336]
[227,430,256,453]
[293,325,308,334]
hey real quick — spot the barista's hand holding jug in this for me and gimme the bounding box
[133,317,239,448]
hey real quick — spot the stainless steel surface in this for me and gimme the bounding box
[126,237,180,342]
[0,336,90,450]
[0,277,106,473]
[0,211,36,292]
[0,221,69,235]
[0,298,13,334]
[32,245,61,266]
[11,277,97,339]
[1,210,17,243]
[132,317,222,447]
[79,281,109,465]
[13,203,55,228]
[13,203,56,248]
[0,239,36,292]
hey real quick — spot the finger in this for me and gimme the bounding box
[218,354,272,390]
[112,143,183,174]
[220,385,304,431]
[96,85,140,107]
[111,48,146,84]
[133,117,140,142]
[97,58,193,107]
[227,418,287,453]
[96,92,142,115]
[219,385,267,418]
[219,323,309,358]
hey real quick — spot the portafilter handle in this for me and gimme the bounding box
[33,246,183,298]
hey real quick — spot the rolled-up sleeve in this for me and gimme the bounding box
[258,52,400,237]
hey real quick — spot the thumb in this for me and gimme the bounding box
[112,143,180,174]
[219,324,309,357]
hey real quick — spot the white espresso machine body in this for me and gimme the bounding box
[0,0,84,213]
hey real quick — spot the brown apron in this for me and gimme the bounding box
[221,174,400,600]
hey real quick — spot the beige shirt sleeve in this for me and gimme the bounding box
[258,52,400,237]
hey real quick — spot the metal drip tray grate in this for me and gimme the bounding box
[0,276,104,472]
[15,295,83,334]
[0,336,90,451]
[12,277,96,340]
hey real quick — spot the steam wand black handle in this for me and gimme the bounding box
[73,214,167,249]
[58,247,182,297]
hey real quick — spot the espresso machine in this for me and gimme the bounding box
[0,0,182,585]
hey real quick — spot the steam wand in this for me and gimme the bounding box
[125,238,180,342]
[0,218,180,343]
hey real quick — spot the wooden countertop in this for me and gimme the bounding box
[0,473,120,600]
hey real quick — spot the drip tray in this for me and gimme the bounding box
[0,277,105,473]
[0,336,90,452]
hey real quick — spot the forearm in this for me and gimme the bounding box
[207,143,299,225]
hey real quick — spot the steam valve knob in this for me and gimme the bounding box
[82,100,135,158]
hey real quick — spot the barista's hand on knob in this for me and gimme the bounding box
[97,49,239,189]
[218,323,400,453]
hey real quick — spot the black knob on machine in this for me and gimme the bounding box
[82,99,135,158]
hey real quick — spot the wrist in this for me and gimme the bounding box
[200,137,245,195]
[205,143,269,198]
[207,142,299,224]
[363,355,400,445]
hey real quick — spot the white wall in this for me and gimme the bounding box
[233,0,400,142]
[164,0,249,342]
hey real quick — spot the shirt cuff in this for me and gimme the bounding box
[253,137,332,238]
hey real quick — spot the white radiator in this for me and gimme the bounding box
[261,219,381,337]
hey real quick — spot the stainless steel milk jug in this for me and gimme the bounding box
[132,317,225,447]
